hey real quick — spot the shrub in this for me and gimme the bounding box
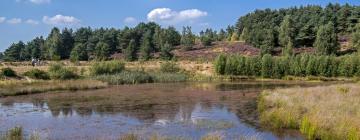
[1,67,17,77]
[90,60,125,75]
[160,61,180,73]
[48,63,78,80]
[23,69,50,80]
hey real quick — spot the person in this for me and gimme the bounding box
[31,58,36,67]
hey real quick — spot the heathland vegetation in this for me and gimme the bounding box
[259,84,360,140]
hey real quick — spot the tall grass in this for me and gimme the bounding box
[89,60,125,75]
[23,69,50,80]
[48,63,78,80]
[0,80,107,97]
[258,84,360,140]
[94,71,188,85]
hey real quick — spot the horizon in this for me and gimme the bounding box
[1,0,359,52]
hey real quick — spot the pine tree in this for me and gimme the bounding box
[314,22,339,55]
[261,54,273,78]
[70,43,88,62]
[181,26,195,50]
[260,29,275,56]
[45,27,63,60]
[160,42,173,60]
[279,15,295,56]
[351,23,360,53]
[4,41,25,61]
[140,31,152,60]
[125,39,137,61]
[94,41,111,60]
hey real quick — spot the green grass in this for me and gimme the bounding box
[1,67,17,78]
[258,84,360,140]
[48,63,79,80]
[94,71,188,85]
[89,60,125,76]
[23,69,50,80]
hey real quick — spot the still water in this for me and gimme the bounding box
[0,81,329,140]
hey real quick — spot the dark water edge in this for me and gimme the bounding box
[0,81,339,140]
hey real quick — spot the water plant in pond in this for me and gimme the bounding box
[89,60,125,76]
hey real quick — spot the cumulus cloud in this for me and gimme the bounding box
[43,15,80,25]
[25,19,40,25]
[147,8,207,24]
[0,17,6,23]
[124,17,137,24]
[7,18,22,24]
[16,0,51,4]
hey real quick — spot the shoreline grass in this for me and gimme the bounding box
[0,80,107,97]
[258,83,360,140]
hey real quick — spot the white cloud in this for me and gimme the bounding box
[124,17,137,24]
[16,0,51,4]
[147,8,207,24]
[43,15,80,25]
[0,17,6,23]
[30,0,51,4]
[25,19,39,25]
[7,18,22,24]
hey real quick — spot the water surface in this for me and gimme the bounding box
[0,81,331,140]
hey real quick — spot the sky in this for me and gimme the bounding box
[1,0,360,51]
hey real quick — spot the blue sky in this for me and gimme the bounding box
[1,0,360,51]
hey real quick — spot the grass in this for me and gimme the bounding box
[258,83,360,140]
[94,71,188,85]
[23,69,50,80]
[0,80,107,97]
[48,63,79,80]
[89,60,125,75]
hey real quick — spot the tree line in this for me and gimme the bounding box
[215,54,360,78]
[235,3,360,55]
[1,22,233,62]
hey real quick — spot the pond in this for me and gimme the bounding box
[0,81,333,140]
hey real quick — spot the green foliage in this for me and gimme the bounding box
[160,61,180,73]
[140,30,153,60]
[1,67,17,77]
[125,39,137,61]
[23,69,50,80]
[94,41,111,60]
[314,22,340,55]
[160,42,173,60]
[181,26,195,50]
[200,29,215,46]
[279,15,295,56]
[70,43,88,62]
[48,63,78,80]
[351,23,360,52]
[261,54,273,78]
[94,71,187,85]
[89,60,125,75]
[3,41,25,61]
[215,54,360,78]
[214,54,227,75]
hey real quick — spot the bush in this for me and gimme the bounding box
[160,61,180,73]
[90,60,125,75]
[1,67,17,77]
[48,63,78,80]
[23,69,50,80]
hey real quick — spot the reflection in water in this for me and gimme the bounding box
[0,81,325,140]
